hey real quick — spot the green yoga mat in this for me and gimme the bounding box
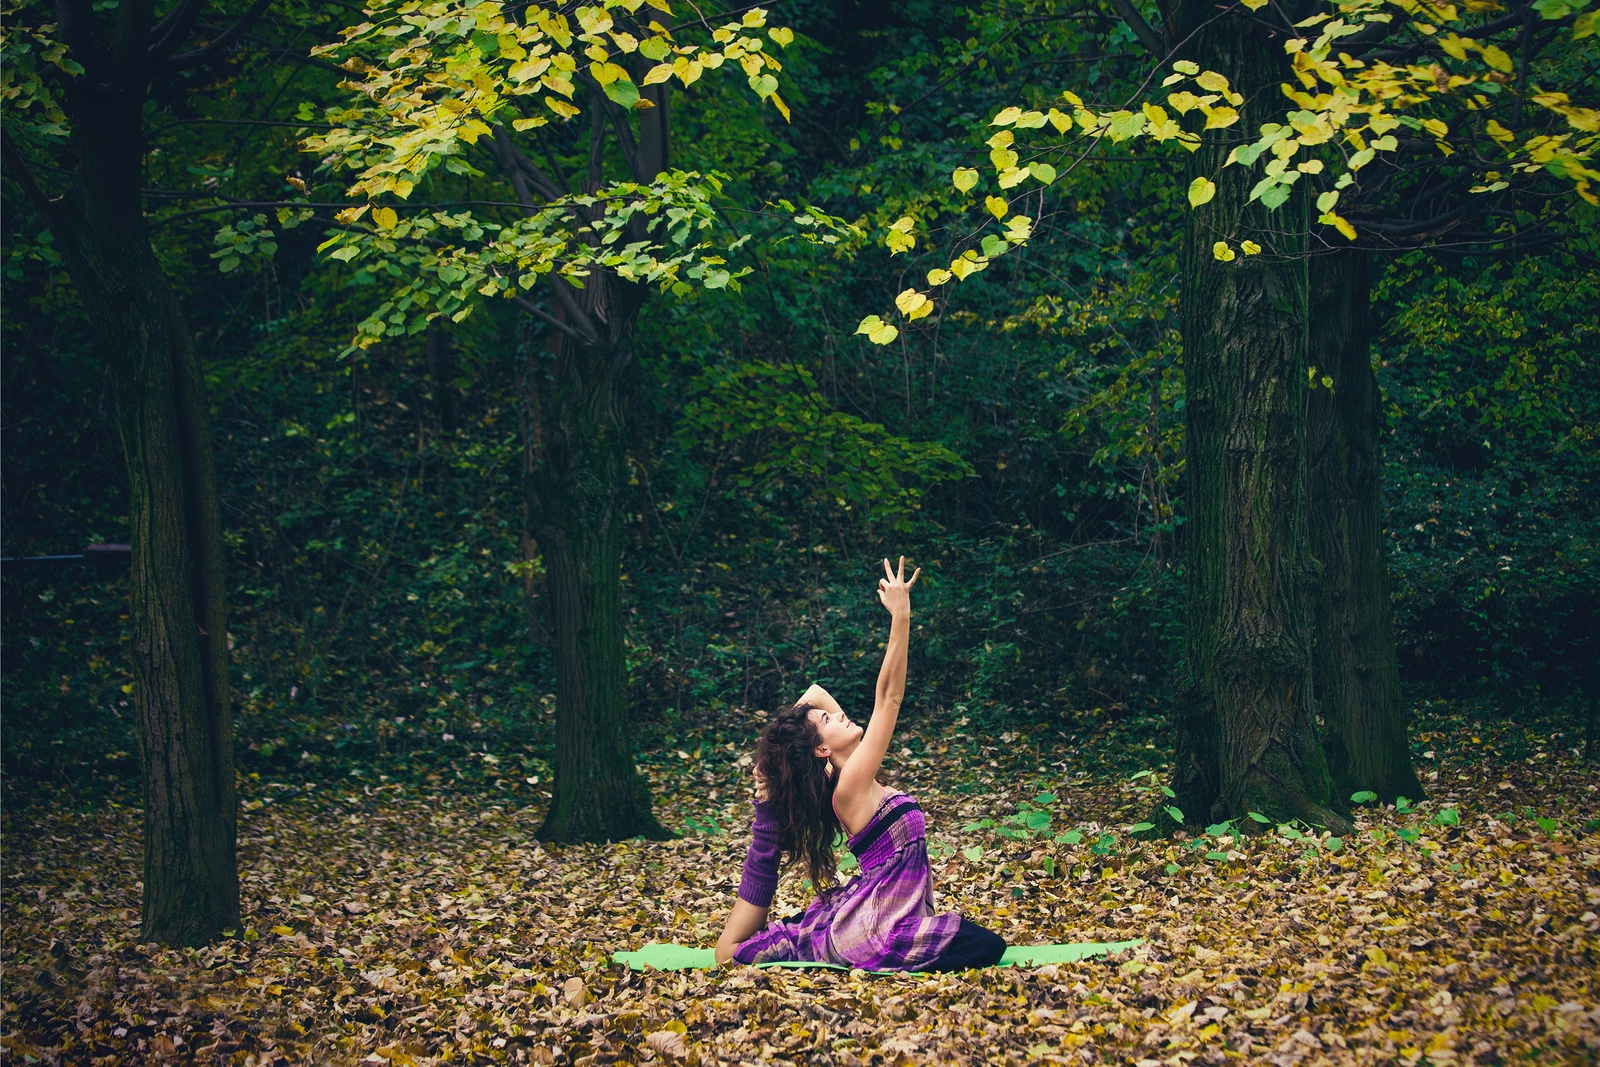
[613,940,1143,973]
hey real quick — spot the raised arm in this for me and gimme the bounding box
[833,557,919,826]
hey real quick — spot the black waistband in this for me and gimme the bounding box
[848,796,919,859]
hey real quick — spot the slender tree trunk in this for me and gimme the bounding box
[1169,0,1347,831]
[526,289,667,843]
[1308,250,1423,804]
[41,89,239,944]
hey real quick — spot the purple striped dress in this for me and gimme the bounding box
[732,790,962,971]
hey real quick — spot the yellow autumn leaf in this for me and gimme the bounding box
[952,167,979,193]
[1195,71,1231,93]
[641,62,674,85]
[769,26,794,47]
[271,925,295,937]
[372,207,398,230]
[1212,241,1236,262]
[1241,240,1262,254]
[1187,176,1217,207]
[1203,106,1240,130]
[985,195,1009,219]
[926,267,953,286]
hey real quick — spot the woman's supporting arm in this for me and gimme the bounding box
[714,792,781,964]
[834,558,918,823]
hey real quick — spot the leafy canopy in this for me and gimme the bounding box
[854,0,1599,342]
[296,0,825,351]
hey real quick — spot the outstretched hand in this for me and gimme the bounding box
[876,556,920,616]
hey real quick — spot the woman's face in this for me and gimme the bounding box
[808,706,862,757]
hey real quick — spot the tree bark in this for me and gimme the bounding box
[33,72,239,943]
[1307,250,1423,804]
[1169,0,1347,832]
[526,286,667,843]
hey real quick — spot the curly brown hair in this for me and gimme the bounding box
[754,702,843,891]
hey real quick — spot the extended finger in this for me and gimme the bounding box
[883,557,894,581]
[897,555,906,581]
[907,567,922,588]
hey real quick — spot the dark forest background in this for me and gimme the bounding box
[5,0,1596,802]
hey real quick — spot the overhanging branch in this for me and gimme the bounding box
[1108,0,1164,57]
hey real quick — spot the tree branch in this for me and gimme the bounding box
[511,294,590,343]
[162,0,272,72]
[0,130,65,228]
[492,126,564,202]
[1108,0,1165,57]
[147,0,206,62]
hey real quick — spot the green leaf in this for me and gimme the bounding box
[1204,850,1229,861]
[1350,790,1378,804]
[1395,796,1414,813]
[1128,821,1155,832]
[1537,816,1558,835]
[1325,837,1344,852]
[980,234,1009,258]
[1165,862,1180,875]
[962,846,984,862]
[1033,792,1058,805]
[604,76,640,109]
[1056,829,1083,845]
[1164,805,1184,823]
[1161,786,1176,798]
[748,74,778,99]
[1187,176,1216,207]
[1434,807,1460,826]
[1024,810,1052,831]
[1247,810,1270,823]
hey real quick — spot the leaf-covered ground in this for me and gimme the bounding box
[4,705,1598,1067]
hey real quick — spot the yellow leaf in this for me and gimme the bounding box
[1480,43,1513,71]
[335,204,369,225]
[372,206,398,230]
[642,62,674,85]
[512,116,547,131]
[771,92,791,123]
[546,97,580,119]
[769,26,794,47]
[1187,176,1217,207]
[1241,240,1262,254]
[992,106,1022,126]
[1326,212,1358,240]
[271,925,294,937]
[952,167,979,193]
[1195,71,1231,93]
[985,195,1009,219]
[949,252,987,280]
[896,289,933,320]
[868,321,898,344]
[1421,118,1449,138]
[1241,0,1268,8]
[926,268,952,286]
[1212,240,1236,262]
[1204,106,1240,130]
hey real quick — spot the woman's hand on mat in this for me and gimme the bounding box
[876,556,919,616]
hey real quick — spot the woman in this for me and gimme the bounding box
[714,557,1006,972]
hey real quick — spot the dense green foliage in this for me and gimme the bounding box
[4,0,1596,798]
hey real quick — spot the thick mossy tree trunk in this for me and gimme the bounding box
[526,281,668,844]
[1169,0,1347,831]
[1308,250,1423,804]
[29,80,239,943]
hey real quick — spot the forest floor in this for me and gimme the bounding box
[3,703,1598,1067]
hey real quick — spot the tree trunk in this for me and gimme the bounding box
[526,291,667,843]
[41,86,239,944]
[1308,250,1423,804]
[1169,0,1347,832]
